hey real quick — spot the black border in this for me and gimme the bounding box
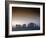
[5,1,45,38]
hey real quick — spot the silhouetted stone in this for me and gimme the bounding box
[12,23,40,31]
[23,24,26,28]
[28,23,35,30]
[16,24,21,28]
[22,24,26,30]
[34,25,40,30]
[15,24,22,31]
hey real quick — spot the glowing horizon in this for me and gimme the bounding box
[12,7,40,26]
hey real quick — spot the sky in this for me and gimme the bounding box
[12,7,40,26]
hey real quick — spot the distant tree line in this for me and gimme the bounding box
[12,23,40,31]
